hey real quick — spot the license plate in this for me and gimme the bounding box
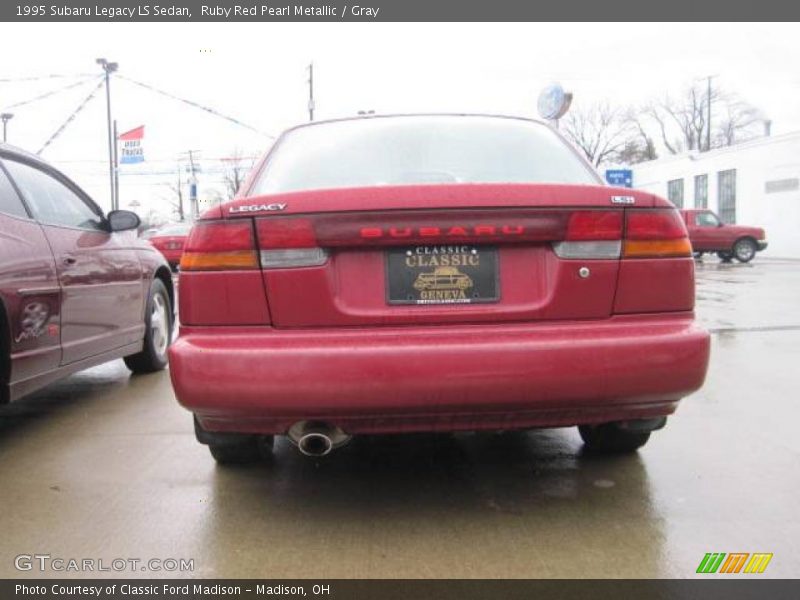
[167,242,181,249]
[386,245,499,305]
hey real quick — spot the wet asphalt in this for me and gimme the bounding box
[1,258,798,579]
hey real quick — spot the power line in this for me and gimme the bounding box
[0,72,95,83]
[117,74,275,139]
[2,76,99,111]
[37,79,105,155]
[51,154,261,164]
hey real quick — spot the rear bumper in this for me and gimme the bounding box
[169,314,710,435]
[757,240,768,251]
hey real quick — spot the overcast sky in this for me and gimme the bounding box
[1,22,799,220]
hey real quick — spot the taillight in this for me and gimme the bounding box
[180,221,259,271]
[553,210,622,259]
[623,209,692,258]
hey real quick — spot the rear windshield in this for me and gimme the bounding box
[250,116,600,195]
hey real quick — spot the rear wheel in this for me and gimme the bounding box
[733,238,757,263]
[579,422,651,453]
[718,251,734,263]
[124,278,172,374]
[195,417,274,464]
[208,436,274,464]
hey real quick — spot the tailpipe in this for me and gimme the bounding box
[288,421,351,457]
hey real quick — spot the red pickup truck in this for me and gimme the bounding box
[680,209,767,263]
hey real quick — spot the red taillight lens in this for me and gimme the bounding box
[623,209,692,258]
[566,211,623,241]
[180,221,259,270]
[257,218,317,249]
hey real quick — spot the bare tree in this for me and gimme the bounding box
[645,82,763,154]
[160,163,185,221]
[715,98,763,147]
[221,149,256,200]
[561,102,634,167]
[617,109,659,163]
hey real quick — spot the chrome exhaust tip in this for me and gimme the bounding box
[288,421,351,457]
[297,432,334,457]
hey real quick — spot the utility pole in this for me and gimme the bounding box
[176,162,185,221]
[181,150,201,219]
[97,58,118,210]
[112,120,120,210]
[700,74,717,152]
[307,62,315,121]
[1,113,13,142]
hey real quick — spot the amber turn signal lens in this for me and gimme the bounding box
[180,250,259,271]
[622,238,693,258]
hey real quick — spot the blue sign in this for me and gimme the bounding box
[605,169,633,188]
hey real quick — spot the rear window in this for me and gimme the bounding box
[250,116,599,195]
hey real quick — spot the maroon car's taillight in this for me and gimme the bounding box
[180,221,259,270]
[623,209,692,258]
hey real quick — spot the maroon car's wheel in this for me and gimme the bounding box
[124,278,172,374]
[578,423,651,453]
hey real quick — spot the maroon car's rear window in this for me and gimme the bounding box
[250,116,600,195]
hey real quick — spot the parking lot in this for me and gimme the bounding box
[1,258,798,579]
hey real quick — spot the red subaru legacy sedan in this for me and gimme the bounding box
[1,144,174,404]
[169,115,710,463]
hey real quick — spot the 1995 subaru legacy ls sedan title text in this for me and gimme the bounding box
[0,144,174,404]
[168,115,710,464]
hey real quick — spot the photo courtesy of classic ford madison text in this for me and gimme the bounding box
[0,15,798,589]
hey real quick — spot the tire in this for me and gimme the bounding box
[733,238,757,263]
[208,436,274,465]
[124,278,172,374]
[718,251,734,263]
[578,422,651,454]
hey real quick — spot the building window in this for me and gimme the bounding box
[718,169,737,224]
[667,179,684,208]
[694,174,708,209]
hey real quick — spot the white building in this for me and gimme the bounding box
[623,131,800,258]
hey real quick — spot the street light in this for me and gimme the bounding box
[537,83,572,129]
[1,113,13,143]
[97,58,118,210]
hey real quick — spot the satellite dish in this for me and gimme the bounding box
[537,83,573,121]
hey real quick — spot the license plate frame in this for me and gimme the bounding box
[385,245,499,305]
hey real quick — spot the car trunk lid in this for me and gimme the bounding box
[228,184,657,328]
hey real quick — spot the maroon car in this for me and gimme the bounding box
[148,222,192,269]
[680,209,767,263]
[169,115,710,464]
[0,144,174,404]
